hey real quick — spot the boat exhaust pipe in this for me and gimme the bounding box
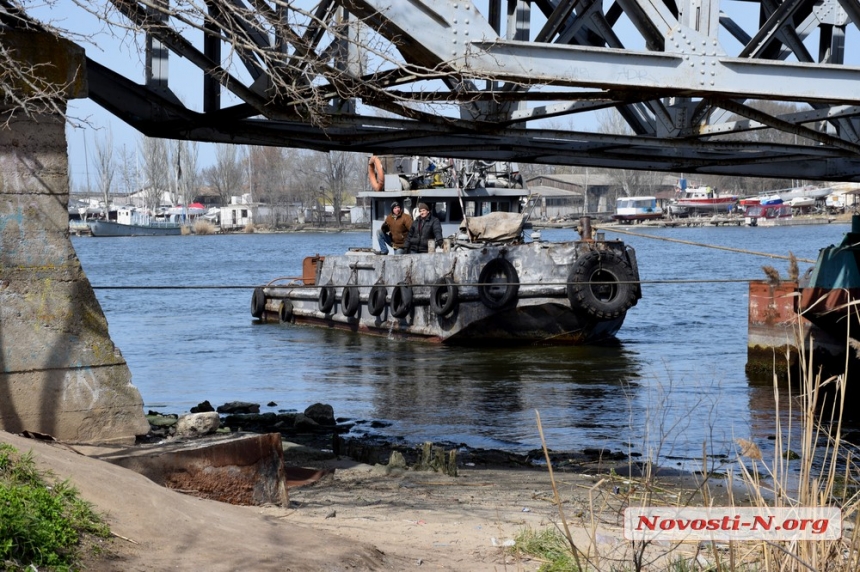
[578,216,593,241]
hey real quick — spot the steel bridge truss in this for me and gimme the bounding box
[7,0,860,180]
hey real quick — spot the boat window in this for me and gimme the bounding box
[480,201,510,215]
[463,200,477,217]
[449,199,463,222]
[434,201,448,222]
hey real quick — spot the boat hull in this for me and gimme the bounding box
[797,215,860,342]
[613,213,664,222]
[255,240,641,345]
[674,198,736,214]
[89,220,183,236]
[746,216,833,227]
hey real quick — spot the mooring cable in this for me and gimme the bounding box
[598,225,816,264]
[91,277,779,290]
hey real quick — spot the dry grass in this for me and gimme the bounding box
[762,265,781,285]
[243,223,256,233]
[193,220,216,235]
[519,315,860,571]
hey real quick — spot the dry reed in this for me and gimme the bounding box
[523,308,859,571]
[193,220,216,235]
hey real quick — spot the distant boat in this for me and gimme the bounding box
[613,196,664,223]
[88,206,182,237]
[672,186,738,214]
[744,202,831,227]
[789,197,815,208]
[775,185,832,202]
[743,203,792,226]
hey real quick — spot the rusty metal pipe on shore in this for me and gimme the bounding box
[578,216,593,241]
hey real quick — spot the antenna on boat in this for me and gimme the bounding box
[450,159,471,243]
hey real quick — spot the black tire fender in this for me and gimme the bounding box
[342,285,360,317]
[318,282,336,313]
[251,287,266,318]
[368,284,388,316]
[478,258,519,309]
[429,277,459,316]
[390,282,414,318]
[567,250,638,319]
[279,300,293,323]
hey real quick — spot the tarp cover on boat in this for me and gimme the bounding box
[460,212,524,242]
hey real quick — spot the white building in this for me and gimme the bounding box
[220,195,260,230]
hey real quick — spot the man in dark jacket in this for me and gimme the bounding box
[376,201,412,254]
[406,202,443,253]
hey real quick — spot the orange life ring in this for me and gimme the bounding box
[368,156,384,191]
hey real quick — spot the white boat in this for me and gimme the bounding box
[774,185,832,202]
[789,197,815,208]
[88,206,183,237]
[251,156,643,345]
[613,196,663,223]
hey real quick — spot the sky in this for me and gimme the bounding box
[47,3,222,192]
[24,1,858,194]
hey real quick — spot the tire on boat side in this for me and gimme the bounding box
[279,299,293,323]
[390,282,413,318]
[318,282,336,313]
[567,250,638,319]
[478,258,519,310]
[251,287,266,318]
[368,284,387,316]
[342,285,360,317]
[429,277,459,316]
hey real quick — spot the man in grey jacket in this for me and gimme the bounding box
[405,203,443,253]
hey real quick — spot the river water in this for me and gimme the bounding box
[71,222,853,467]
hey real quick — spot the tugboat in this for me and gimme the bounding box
[251,157,642,345]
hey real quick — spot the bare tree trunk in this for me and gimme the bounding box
[140,136,170,213]
[93,127,115,218]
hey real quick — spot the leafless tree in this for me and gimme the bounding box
[293,150,364,228]
[92,127,115,215]
[171,139,200,207]
[139,135,170,212]
[184,140,202,203]
[203,143,246,207]
[249,146,295,226]
[116,143,138,197]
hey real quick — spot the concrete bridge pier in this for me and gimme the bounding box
[0,30,149,444]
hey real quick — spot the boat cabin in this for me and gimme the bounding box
[744,203,792,226]
[359,157,529,251]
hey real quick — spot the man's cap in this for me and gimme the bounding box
[418,202,430,211]
[391,201,400,209]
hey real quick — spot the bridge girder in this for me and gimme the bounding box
[5,0,860,180]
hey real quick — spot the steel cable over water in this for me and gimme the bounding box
[602,225,816,264]
[91,277,775,290]
[88,231,812,290]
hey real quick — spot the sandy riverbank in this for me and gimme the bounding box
[2,430,751,571]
